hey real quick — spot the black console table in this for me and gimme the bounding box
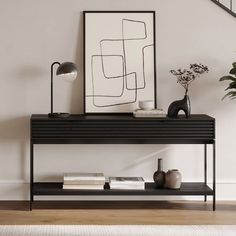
[30,114,216,211]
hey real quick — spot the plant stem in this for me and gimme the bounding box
[185,87,188,95]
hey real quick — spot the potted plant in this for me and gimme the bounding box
[219,62,236,100]
[168,63,209,117]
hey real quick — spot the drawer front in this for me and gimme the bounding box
[31,119,215,144]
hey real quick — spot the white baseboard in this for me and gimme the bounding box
[0,182,235,201]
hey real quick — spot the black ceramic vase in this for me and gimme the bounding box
[167,95,191,118]
[153,158,165,188]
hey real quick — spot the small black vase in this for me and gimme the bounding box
[167,95,191,118]
[153,158,165,188]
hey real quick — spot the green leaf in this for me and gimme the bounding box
[222,91,236,100]
[229,67,236,75]
[225,82,236,90]
[219,75,236,82]
[232,62,236,68]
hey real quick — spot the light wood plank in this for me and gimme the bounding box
[0,201,235,225]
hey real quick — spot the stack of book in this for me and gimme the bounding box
[109,177,145,190]
[63,173,105,190]
[133,109,166,118]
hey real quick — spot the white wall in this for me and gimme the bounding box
[0,0,236,200]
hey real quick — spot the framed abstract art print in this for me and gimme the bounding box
[84,11,156,113]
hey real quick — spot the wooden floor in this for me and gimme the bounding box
[0,201,235,225]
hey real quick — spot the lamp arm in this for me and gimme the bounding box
[50,62,60,114]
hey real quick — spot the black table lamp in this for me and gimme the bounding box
[48,61,78,118]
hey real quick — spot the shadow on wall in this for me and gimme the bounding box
[120,145,172,173]
[34,144,174,182]
[15,66,46,81]
[71,12,84,114]
[190,73,221,114]
[0,116,29,184]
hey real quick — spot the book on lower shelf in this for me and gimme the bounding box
[62,184,104,190]
[64,172,105,183]
[63,172,105,190]
[109,177,145,190]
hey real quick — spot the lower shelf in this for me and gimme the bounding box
[33,182,213,196]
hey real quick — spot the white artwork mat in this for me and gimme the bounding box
[84,12,156,113]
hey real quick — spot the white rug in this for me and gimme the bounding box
[0,225,235,236]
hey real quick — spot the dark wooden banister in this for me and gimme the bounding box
[211,0,236,18]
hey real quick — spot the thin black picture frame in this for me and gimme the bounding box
[83,11,157,114]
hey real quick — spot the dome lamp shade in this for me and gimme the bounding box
[48,61,78,118]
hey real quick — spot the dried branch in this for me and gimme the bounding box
[170,63,209,95]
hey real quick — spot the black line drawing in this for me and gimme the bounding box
[142,44,154,90]
[86,17,154,108]
[89,55,137,107]
[122,19,147,90]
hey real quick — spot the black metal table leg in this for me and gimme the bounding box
[30,141,34,211]
[213,140,216,211]
[204,144,207,202]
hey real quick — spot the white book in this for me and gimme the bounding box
[134,109,164,114]
[110,183,144,187]
[109,177,145,185]
[133,113,166,118]
[63,184,104,190]
[64,180,105,185]
[109,185,145,190]
[133,109,166,118]
[109,177,145,190]
[64,173,105,182]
